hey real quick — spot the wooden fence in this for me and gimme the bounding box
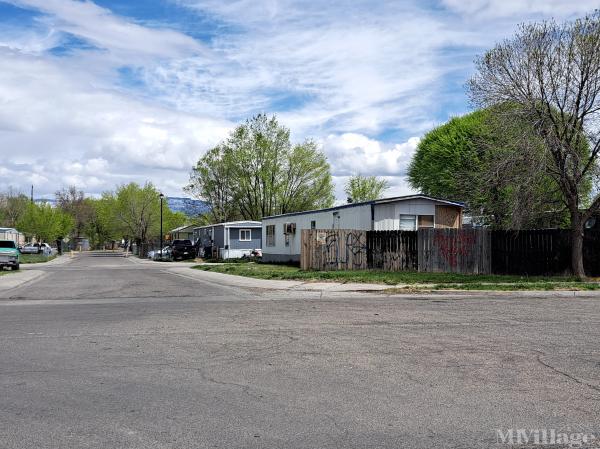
[367,231,418,271]
[301,228,489,273]
[492,229,600,276]
[491,229,570,275]
[300,228,600,275]
[418,228,491,274]
[300,229,368,271]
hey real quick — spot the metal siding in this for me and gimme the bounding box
[261,204,372,258]
[374,200,438,230]
[213,226,225,248]
[228,227,262,250]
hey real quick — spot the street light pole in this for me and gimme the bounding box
[159,193,164,260]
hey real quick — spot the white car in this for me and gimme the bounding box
[147,246,172,261]
[20,243,53,254]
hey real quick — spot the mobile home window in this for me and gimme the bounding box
[418,215,434,228]
[399,214,417,231]
[310,220,316,229]
[239,229,251,241]
[266,225,275,247]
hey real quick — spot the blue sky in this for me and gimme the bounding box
[0,0,597,200]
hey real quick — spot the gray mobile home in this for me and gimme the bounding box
[261,195,464,263]
[193,221,262,259]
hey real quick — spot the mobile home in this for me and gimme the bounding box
[261,195,464,263]
[193,221,262,259]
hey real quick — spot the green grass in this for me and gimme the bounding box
[192,262,589,288]
[19,253,57,264]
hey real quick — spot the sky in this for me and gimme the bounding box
[0,0,597,201]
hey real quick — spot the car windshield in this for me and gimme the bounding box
[0,241,16,249]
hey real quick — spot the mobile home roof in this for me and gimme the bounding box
[262,194,464,220]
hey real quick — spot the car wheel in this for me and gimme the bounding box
[13,263,19,271]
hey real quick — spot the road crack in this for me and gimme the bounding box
[536,352,600,394]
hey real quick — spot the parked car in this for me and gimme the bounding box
[20,242,53,254]
[170,239,195,260]
[148,246,172,261]
[0,240,20,270]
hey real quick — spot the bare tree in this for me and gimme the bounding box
[468,11,600,278]
[0,187,30,228]
[56,186,94,238]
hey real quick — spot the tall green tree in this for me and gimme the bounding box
[112,182,161,244]
[105,183,188,244]
[17,203,74,242]
[345,174,389,202]
[407,107,586,228]
[84,195,121,248]
[468,12,600,277]
[187,114,335,222]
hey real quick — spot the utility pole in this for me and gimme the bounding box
[30,185,33,203]
[159,193,164,260]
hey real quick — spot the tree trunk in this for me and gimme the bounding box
[571,213,586,279]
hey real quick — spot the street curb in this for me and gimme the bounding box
[177,267,600,297]
[20,254,77,269]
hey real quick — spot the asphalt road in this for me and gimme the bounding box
[1,252,599,449]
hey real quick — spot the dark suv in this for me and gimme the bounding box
[170,239,195,260]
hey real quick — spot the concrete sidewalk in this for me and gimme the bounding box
[166,265,600,297]
[0,270,47,292]
[166,266,390,292]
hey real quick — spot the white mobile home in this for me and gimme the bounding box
[261,195,464,263]
[0,228,25,246]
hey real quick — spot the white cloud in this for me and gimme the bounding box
[323,133,420,177]
[442,0,599,19]
[8,0,204,60]
[323,132,420,199]
[0,0,597,201]
[0,49,232,196]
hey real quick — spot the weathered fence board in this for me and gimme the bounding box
[301,229,418,271]
[301,227,600,276]
[491,229,600,276]
[301,229,368,271]
[367,231,418,271]
[418,229,491,274]
[491,229,570,275]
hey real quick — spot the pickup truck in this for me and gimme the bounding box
[0,240,20,270]
[170,239,196,261]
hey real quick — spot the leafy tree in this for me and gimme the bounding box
[17,203,74,242]
[0,188,30,228]
[187,114,334,222]
[103,183,188,244]
[468,12,600,277]
[55,186,95,238]
[84,195,122,248]
[407,107,578,228]
[111,182,161,244]
[345,174,389,202]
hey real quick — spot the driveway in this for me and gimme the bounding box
[1,252,599,448]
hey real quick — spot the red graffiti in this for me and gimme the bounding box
[433,232,476,267]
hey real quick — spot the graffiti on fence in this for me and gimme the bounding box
[316,230,367,269]
[432,231,476,268]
